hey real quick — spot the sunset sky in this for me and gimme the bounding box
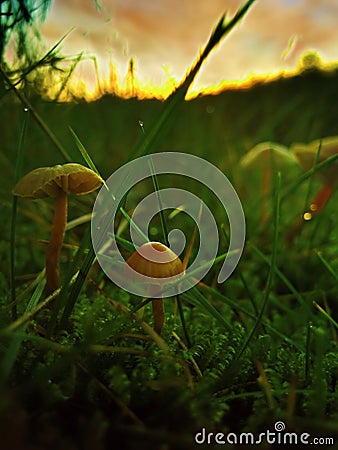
[37,0,338,97]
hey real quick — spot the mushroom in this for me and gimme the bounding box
[13,163,103,295]
[291,135,338,195]
[240,142,298,223]
[125,241,184,335]
[287,136,338,244]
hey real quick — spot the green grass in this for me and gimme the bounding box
[1,2,338,449]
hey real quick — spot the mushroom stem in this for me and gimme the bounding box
[260,166,271,224]
[310,184,332,212]
[286,184,333,246]
[45,190,68,295]
[151,298,164,335]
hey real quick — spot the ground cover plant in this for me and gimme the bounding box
[1,1,338,448]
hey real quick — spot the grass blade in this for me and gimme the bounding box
[2,278,45,378]
[302,140,322,213]
[59,229,93,329]
[108,232,136,253]
[251,245,313,317]
[0,66,72,161]
[69,126,101,174]
[10,109,29,319]
[221,223,258,315]
[147,155,169,246]
[236,172,281,359]
[198,283,304,351]
[132,0,257,159]
[54,51,83,101]
[182,287,232,332]
[70,126,149,244]
[315,250,338,282]
[281,152,338,202]
[313,302,338,330]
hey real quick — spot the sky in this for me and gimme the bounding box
[36,0,338,98]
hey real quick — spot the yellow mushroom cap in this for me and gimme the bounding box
[13,163,103,199]
[240,142,297,169]
[126,242,184,279]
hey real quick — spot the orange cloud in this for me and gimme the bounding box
[37,0,338,98]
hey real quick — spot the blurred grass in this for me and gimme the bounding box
[1,67,338,179]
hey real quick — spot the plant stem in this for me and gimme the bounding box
[0,66,71,162]
[310,184,332,212]
[151,298,164,335]
[286,184,332,246]
[260,166,271,225]
[45,191,67,296]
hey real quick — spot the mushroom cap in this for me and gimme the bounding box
[13,163,103,199]
[240,142,297,169]
[291,136,338,185]
[126,242,184,279]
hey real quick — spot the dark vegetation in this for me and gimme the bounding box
[2,65,338,177]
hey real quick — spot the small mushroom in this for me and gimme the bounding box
[125,242,184,335]
[291,136,338,189]
[287,137,338,244]
[13,163,103,295]
[240,142,297,223]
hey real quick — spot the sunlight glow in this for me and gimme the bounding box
[16,49,337,103]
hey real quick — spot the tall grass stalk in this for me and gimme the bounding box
[132,0,256,159]
[9,108,29,320]
[48,234,90,334]
[58,229,92,329]
[302,141,322,213]
[315,250,338,282]
[146,153,192,345]
[198,283,304,351]
[0,66,71,161]
[221,224,259,315]
[4,29,73,93]
[1,278,45,379]
[251,245,313,318]
[236,172,281,360]
[54,51,83,101]
[313,302,338,330]
[281,152,338,202]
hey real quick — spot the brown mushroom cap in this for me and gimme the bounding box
[291,136,338,185]
[126,242,184,279]
[13,163,103,199]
